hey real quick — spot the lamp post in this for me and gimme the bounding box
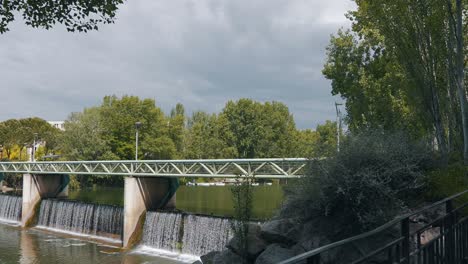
[135,122,142,160]
[335,102,343,152]
[32,133,38,162]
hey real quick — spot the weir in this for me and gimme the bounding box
[21,174,69,227]
[37,199,123,241]
[140,211,233,257]
[0,194,22,223]
[0,159,306,249]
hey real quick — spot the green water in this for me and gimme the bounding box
[69,185,284,219]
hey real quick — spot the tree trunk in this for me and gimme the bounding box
[454,0,468,164]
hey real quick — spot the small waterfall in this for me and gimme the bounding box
[142,212,182,251]
[0,194,22,222]
[182,215,232,256]
[140,212,232,257]
[37,199,123,238]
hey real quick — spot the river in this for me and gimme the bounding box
[69,184,284,220]
[0,184,284,263]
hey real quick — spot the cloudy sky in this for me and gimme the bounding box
[0,0,355,129]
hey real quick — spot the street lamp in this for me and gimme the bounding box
[335,102,343,152]
[32,133,38,162]
[135,122,142,160]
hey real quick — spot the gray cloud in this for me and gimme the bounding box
[0,0,354,128]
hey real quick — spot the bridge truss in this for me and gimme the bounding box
[0,158,308,178]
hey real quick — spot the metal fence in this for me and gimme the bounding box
[280,190,468,264]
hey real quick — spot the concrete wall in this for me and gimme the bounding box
[123,177,176,248]
[21,174,69,227]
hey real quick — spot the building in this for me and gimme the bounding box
[48,121,65,131]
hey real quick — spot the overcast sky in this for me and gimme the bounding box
[0,0,355,129]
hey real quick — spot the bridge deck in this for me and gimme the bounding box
[0,158,308,178]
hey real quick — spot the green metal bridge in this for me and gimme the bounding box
[0,158,308,178]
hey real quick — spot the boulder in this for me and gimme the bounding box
[200,251,220,264]
[260,219,300,245]
[255,244,296,264]
[227,223,267,259]
[212,249,245,264]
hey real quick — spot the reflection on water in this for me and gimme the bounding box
[69,185,284,219]
[0,224,193,264]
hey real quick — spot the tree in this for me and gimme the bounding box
[323,30,426,136]
[168,103,186,157]
[59,108,111,160]
[219,99,297,158]
[0,119,21,159]
[0,117,60,160]
[0,0,124,33]
[99,95,167,160]
[446,0,468,164]
[325,0,467,163]
[184,111,236,159]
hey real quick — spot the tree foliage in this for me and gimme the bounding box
[0,117,60,160]
[0,0,124,33]
[324,0,467,163]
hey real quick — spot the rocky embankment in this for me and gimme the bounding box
[201,205,445,264]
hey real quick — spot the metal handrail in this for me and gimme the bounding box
[279,189,468,264]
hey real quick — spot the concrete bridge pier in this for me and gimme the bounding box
[123,177,177,248]
[21,174,69,227]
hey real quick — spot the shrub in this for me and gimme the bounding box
[281,130,431,236]
[230,175,254,262]
[426,163,468,202]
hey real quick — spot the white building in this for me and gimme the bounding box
[48,121,65,131]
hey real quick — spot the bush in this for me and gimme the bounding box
[426,163,468,201]
[281,130,431,236]
[230,175,254,262]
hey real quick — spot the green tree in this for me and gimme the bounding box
[325,0,467,163]
[323,30,424,136]
[0,118,60,160]
[0,0,124,33]
[184,111,236,159]
[219,99,297,158]
[99,95,167,160]
[168,103,186,157]
[59,108,111,160]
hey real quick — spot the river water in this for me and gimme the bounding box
[69,184,284,220]
[0,185,284,263]
[0,223,193,264]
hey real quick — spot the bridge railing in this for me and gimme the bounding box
[0,158,308,178]
[279,190,468,264]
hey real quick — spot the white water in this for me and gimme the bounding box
[142,212,182,251]
[0,194,22,223]
[182,215,232,256]
[37,199,123,238]
[141,211,232,257]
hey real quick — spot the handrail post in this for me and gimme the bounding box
[401,217,410,264]
[445,200,454,263]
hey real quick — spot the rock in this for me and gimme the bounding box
[192,261,203,264]
[260,219,299,245]
[212,249,245,264]
[227,223,267,259]
[255,244,296,264]
[200,251,220,264]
